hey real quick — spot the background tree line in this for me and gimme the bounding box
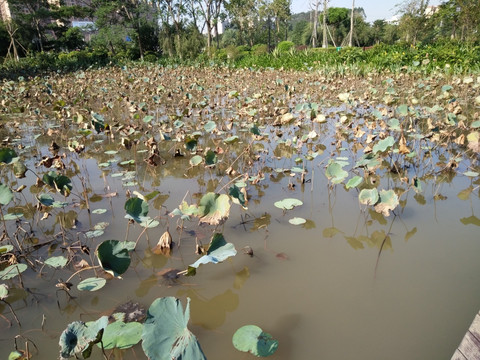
[0,0,479,62]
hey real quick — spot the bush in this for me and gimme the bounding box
[252,44,269,56]
[276,41,294,53]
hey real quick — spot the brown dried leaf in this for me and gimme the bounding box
[152,230,172,255]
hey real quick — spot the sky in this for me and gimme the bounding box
[291,0,443,22]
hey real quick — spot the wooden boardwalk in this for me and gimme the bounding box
[452,311,480,360]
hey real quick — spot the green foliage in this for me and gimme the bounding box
[59,316,108,358]
[276,41,294,53]
[142,297,206,360]
[96,240,131,277]
[232,325,278,357]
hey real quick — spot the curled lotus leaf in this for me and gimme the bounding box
[142,297,206,360]
[198,193,231,226]
[96,240,131,277]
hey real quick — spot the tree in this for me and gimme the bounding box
[225,0,258,46]
[8,0,55,52]
[396,0,432,45]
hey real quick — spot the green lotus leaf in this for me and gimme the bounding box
[92,208,107,214]
[77,277,107,292]
[0,283,8,300]
[45,256,68,269]
[0,184,13,205]
[38,193,54,206]
[232,325,278,357]
[142,297,206,360]
[185,137,197,152]
[372,136,395,154]
[0,245,13,254]
[359,188,379,206]
[274,198,303,210]
[189,155,203,167]
[42,171,72,196]
[98,321,143,350]
[0,148,17,164]
[345,176,363,189]
[0,263,27,280]
[224,135,239,144]
[289,217,306,225]
[188,233,237,275]
[198,193,231,226]
[374,189,399,217]
[204,121,216,133]
[59,316,108,358]
[396,104,409,116]
[229,185,247,209]
[96,240,131,277]
[325,161,348,184]
[13,161,27,178]
[124,196,149,223]
[205,149,217,166]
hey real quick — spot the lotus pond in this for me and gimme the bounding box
[0,65,480,359]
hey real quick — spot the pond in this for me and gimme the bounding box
[0,66,479,359]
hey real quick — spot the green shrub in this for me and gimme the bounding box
[252,44,269,56]
[276,41,294,53]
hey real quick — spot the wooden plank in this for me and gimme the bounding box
[457,332,480,360]
[469,313,480,342]
[452,349,468,360]
[452,312,480,360]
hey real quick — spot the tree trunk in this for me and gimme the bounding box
[322,0,328,48]
[311,1,318,48]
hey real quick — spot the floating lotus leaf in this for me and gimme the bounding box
[59,316,108,359]
[372,136,395,154]
[3,213,23,221]
[98,321,143,350]
[45,256,68,269]
[205,149,217,166]
[77,277,107,291]
[232,325,278,357]
[189,155,203,167]
[96,240,131,277]
[42,171,72,196]
[204,121,216,133]
[345,176,363,189]
[142,297,206,360]
[188,233,237,275]
[289,217,306,225]
[0,148,17,164]
[0,263,27,280]
[396,104,409,117]
[374,189,399,217]
[124,197,149,223]
[224,135,239,144]
[13,161,27,178]
[185,137,197,152]
[359,188,379,206]
[92,208,107,214]
[198,193,231,226]
[274,198,303,210]
[0,245,13,254]
[325,161,348,184]
[0,283,8,300]
[0,184,13,205]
